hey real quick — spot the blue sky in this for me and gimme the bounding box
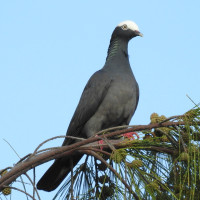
[0,1,200,199]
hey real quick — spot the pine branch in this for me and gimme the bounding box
[0,119,199,192]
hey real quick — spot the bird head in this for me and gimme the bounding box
[112,20,143,41]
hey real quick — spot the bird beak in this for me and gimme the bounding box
[134,30,143,37]
[138,32,143,37]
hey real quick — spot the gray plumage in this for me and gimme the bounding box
[37,20,142,191]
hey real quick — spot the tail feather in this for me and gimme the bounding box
[37,155,82,191]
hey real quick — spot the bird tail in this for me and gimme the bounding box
[37,155,82,191]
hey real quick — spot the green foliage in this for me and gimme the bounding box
[1,106,200,200]
[110,149,127,163]
[52,107,200,200]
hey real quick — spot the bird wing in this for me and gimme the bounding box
[37,70,112,191]
[62,70,112,146]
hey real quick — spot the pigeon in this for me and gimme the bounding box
[37,20,142,191]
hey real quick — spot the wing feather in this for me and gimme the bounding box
[62,70,112,145]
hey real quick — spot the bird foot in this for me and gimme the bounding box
[122,132,139,140]
[98,140,104,150]
[95,135,104,150]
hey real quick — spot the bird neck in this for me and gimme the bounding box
[105,37,129,63]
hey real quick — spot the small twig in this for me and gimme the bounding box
[65,136,86,141]
[159,115,184,124]
[125,163,127,198]
[16,154,32,164]
[86,148,112,157]
[70,158,74,200]
[32,168,36,200]
[155,129,178,148]
[4,185,36,200]
[24,172,41,200]
[186,94,198,106]
[3,139,21,159]
[33,135,86,155]
[33,135,66,155]
[84,150,140,200]
[174,125,187,152]
[95,125,135,136]
[179,136,187,152]
[101,136,116,151]
[32,135,86,158]
[142,146,176,155]
[94,158,98,193]
[19,175,29,200]
[17,147,60,164]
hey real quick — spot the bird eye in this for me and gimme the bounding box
[121,24,128,30]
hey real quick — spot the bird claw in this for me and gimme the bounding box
[122,132,139,140]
